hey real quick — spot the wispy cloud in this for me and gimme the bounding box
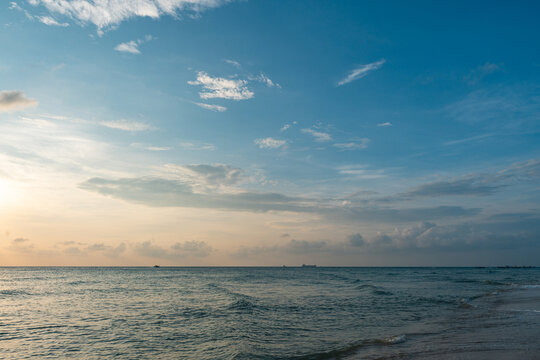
[0,90,37,112]
[443,133,494,146]
[338,59,386,86]
[28,0,230,35]
[280,121,296,132]
[188,72,254,100]
[194,102,227,112]
[337,165,385,179]
[0,114,121,183]
[301,128,332,142]
[464,62,502,85]
[179,142,216,151]
[115,35,152,54]
[392,178,502,200]
[254,137,286,149]
[100,120,153,132]
[131,143,171,151]
[18,116,56,128]
[224,59,241,68]
[37,15,69,27]
[248,73,281,88]
[377,122,392,127]
[333,138,370,150]
[445,86,539,127]
[9,2,21,11]
[370,159,540,204]
[11,2,68,27]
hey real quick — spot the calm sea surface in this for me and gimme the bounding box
[1,267,539,359]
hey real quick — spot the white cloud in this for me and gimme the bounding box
[115,40,140,54]
[254,137,286,149]
[115,35,152,54]
[147,146,170,151]
[37,15,68,26]
[337,165,385,179]
[18,116,56,128]
[224,59,241,68]
[195,102,227,112]
[188,71,254,100]
[249,73,280,88]
[179,142,216,151]
[0,113,123,183]
[338,59,386,86]
[333,138,370,150]
[280,121,296,132]
[131,143,171,151]
[443,133,494,146]
[28,0,229,35]
[11,2,68,26]
[51,63,65,72]
[377,122,392,127]
[9,2,34,19]
[100,120,153,132]
[0,90,38,112]
[301,128,332,142]
[339,170,385,179]
[465,62,502,85]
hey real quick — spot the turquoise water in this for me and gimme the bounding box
[1,267,539,359]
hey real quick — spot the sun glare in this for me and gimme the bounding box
[0,179,18,206]
[0,179,6,199]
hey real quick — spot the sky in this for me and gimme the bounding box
[0,0,539,266]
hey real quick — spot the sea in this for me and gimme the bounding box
[1,267,539,359]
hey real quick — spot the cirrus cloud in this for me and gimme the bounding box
[99,119,153,132]
[195,102,227,112]
[338,59,386,86]
[333,138,370,150]
[301,128,332,142]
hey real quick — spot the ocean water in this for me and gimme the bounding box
[1,267,539,359]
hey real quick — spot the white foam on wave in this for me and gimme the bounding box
[521,284,540,289]
[383,334,406,345]
[509,309,540,314]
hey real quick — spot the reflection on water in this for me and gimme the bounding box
[0,267,539,359]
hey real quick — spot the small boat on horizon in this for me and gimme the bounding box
[153,265,160,268]
[301,264,316,268]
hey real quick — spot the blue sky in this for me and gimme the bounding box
[0,0,539,265]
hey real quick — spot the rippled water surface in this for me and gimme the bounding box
[1,267,539,359]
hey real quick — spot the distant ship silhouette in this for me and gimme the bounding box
[153,265,160,268]
[301,264,316,268]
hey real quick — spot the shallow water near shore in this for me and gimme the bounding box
[1,267,539,359]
